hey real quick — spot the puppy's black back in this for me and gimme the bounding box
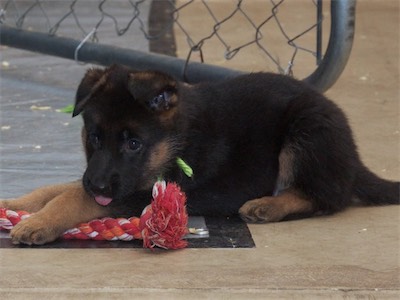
[173,73,399,216]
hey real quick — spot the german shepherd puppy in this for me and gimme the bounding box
[1,64,398,245]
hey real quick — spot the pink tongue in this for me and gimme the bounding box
[95,195,113,206]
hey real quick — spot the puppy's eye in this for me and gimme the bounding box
[152,93,164,106]
[127,139,142,152]
[150,93,165,111]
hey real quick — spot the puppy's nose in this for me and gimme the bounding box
[87,179,112,196]
[94,182,106,190]
[89,178,106,189]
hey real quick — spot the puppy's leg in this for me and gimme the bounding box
[0,181,80,212]
[241,105,357,224]
[239,189,313,223]
[9,183,109,245]
[240,145,315,223]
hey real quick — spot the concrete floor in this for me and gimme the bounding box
[0,1,399,299]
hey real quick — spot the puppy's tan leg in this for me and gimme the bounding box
[0,181,81,212]
[10,184,110,245]
[239,190,314,223]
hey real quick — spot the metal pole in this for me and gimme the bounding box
[0,24,244,83]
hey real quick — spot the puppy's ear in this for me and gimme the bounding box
[73,68,106,117]
[127,71,178,113]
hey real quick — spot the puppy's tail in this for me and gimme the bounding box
[353,165,399,205]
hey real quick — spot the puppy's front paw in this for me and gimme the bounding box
[10,215,61,245]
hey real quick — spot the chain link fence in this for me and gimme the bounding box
[0,0,356,91]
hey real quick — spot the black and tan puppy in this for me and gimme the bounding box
[1,64,398,245]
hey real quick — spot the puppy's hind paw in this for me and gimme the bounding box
[239,192,314,223]
[239,197,286,223]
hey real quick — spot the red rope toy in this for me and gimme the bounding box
[0,181,188,250]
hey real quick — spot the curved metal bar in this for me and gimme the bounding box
[0,0,356,91]
[304,0,357,92]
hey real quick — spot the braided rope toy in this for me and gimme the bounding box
[0,181,188,250]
